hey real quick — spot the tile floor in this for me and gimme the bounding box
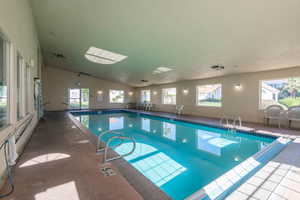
[226,138,300,200]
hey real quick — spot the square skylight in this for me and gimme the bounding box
[153,67,173,74]
[85,46,127,64]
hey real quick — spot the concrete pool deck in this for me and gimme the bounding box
[1,110,300,200]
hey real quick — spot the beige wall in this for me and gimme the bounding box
[136,66,300,125]
[0,0,41,186]
[43,66,136,111]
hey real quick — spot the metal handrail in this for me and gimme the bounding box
[220,115,242,132]
[103,136,136,163]
[220,115,229,127]
[96,130,124,153]
[233,116,242,128]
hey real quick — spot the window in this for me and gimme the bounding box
[25,64,31,114]
[68,88,89,109]
[17,54,23,120]
[162,88,176,105]
[141,90,150,103]
[0,35,9,128]
[109,90,124,103]
[260,78,300,109]
[196,84,222,107]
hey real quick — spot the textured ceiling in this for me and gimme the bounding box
[30,0,300,87]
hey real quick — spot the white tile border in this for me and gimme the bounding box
[186,137,290,200]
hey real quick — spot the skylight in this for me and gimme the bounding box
[85,46,127,64]
[153,67,173,74]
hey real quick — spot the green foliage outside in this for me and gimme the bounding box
[198,98,222,107]
[279,97,300,108]
[277,78,300,108]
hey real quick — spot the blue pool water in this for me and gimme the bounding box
[72,110,275,200]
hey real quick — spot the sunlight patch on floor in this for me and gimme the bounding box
[34,181,79,200]
[19,153,71,168]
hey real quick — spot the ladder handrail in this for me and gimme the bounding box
[220,115,229,127]
[220,115,242,132]
[233,116,242,128]
[103,136,136,163]
[96,130,124,153]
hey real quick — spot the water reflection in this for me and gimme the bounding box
[141,118,150,132]
[75,115,89,128]
[162,122,176,141]
[109,116,124,130]
[197,130,236,156]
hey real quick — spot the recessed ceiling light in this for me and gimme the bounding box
[85,46,127,64]
[153,66,173,74]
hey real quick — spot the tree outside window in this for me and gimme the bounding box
[261,78,300,109]
[110,90,124,103]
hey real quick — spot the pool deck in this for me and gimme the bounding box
[1,109,300,200]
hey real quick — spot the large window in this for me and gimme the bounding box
[141,90,150,103]
[17,54,23,120]
[162,88,176,105]
[260,78,300,109]
[110,90,124,103]
[68,88,89,109]
[0,35,9,128]
[25,64,31,114]
[196,84,222,107]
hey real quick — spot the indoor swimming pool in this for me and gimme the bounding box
[71,110,283,200]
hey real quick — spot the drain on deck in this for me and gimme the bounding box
[100,165,117,176]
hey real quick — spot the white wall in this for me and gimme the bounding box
[0,0,41,186]
[43,66,135,111]
[136,66,300,126]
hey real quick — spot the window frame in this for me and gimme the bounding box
[141,89,151,103]
[259,77,300,110]
[24,63,31,114]
[16,53,25,120]
[162,88,177,105]
[0,32,11,129]
[68,88,90,109]
[196,84,222,107]
[109,89,125,104]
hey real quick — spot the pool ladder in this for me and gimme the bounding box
[220,115,242,132]
[96,130,136,164]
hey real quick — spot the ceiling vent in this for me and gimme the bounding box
[141,80,149,82]
[78,72,92,77]
[211,65,225,71]
[52,52,65,59]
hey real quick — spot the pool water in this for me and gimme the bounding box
[72,111,275,200]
